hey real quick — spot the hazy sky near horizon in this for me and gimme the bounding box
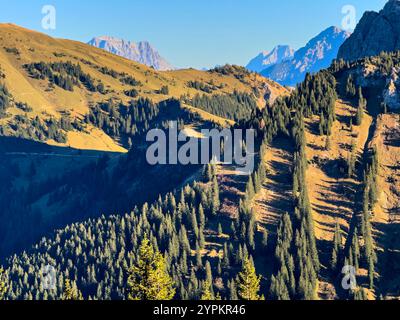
[0,0,388,68]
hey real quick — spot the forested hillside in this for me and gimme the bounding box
[0,19,400,301]
[2,51,399,300]
[0,24,287,263]
[0,24,286,151]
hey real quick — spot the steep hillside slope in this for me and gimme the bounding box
[3,49,400,301]
[369,114,400,298]
[0,24,288,151]
[0,24,290,263]
[252,137,294,232]
[213,52,400,300]
[304,99,373,241]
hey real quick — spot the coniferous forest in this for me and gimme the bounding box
[2,53,396,300]
[1,0,400,305]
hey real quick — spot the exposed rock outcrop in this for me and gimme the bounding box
[261,27,350,87]
[88,36,174,71]
[246,45,294,73]
[384,67,400,109]
[338,0,400,62]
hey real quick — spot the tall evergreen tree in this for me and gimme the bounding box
[355,103,364,126]
[331,220,342,271]
[325,136,331,151]
[62,279,83,300]
[127,237,175,300]
[0,267,7,300]
[346,74,356,98]
[200,280,213,300]
[211,176,220,216]
[236,257,262,301]
[228,279,238,300]
[355,88,366,126]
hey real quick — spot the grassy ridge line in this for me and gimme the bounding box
[0,23,287,153]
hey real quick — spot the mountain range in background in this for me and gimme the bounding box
[338,0,400,61]
[247,26,351,87]
[88,36,174,71]
[246,45,294,73]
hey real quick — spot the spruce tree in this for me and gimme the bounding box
[325,136,331,151]
[203,164,213,182]
[127,237,175,300]
[198,204,205,229]
[368,258,375,290]
[331,220,342,271]
[261,230,268,250]
[62,279,83,300]
[355,88,365,126]
[223,242,230,268]
[245,176,255,204]
[229,279,238,300]
[353,287,368,300]
[205,261,213,284]
[355,103,364,126]
[218,223,223,236]
[200,280,213,300]
[191,208,199,238]
[290,113,320,299]
[0,267,7,300]
[196,244,203,267]
[211,176,220,216]
[346,74,356,98]
[358,87,365,109]
[319,113,326,136]
[236,257,262,300]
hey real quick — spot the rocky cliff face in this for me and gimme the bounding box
[246,45,294,73]
[261,26,350,87]
[384,67,400,109]
[338,0,400,62]
[88,36,174,71]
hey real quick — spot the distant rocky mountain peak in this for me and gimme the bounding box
[88,36,174,71]
[246,45,294,72]
[255,26,350,87]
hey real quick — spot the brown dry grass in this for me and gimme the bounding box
[368,114,400,298]
[253,137,294,234]
[305,99,373,242]
[0,23,287,152]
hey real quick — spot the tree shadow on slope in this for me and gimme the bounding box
[374,221,400,298]
[320,158,348,179]
[384,129,400,148]
[256,137,294,234]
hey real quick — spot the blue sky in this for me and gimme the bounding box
[0,0,388,69]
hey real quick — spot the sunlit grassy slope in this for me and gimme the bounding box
[0,23,288,152]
